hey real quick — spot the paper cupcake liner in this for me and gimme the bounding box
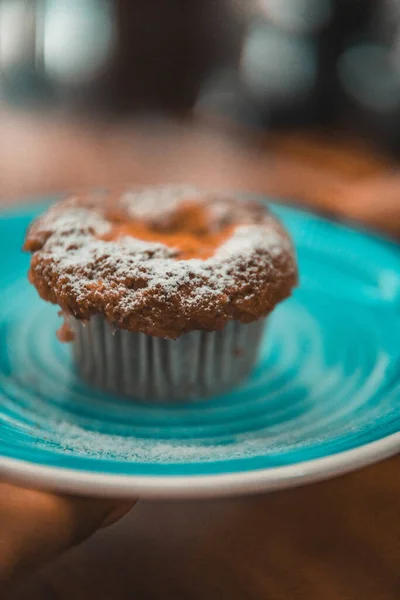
[71,316,265,403]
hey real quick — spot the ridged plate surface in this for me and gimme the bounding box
[0,200,399,497]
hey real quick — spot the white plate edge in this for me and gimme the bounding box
[1,431,399,499]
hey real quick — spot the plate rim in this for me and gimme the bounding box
[1,432,399,499]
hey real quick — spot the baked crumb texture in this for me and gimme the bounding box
[24,186,298,339]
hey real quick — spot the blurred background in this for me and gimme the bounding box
[0,0,399,234]
[2,4,400,600]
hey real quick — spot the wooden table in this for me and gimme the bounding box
[3,110,400,600]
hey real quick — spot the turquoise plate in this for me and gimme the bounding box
[0,199,399,498]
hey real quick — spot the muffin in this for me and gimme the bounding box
[24,186,297,402]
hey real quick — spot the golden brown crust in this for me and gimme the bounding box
[24,186,298,338]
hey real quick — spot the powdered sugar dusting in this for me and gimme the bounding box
[216,224,291,259]
[120,184,201,220]
[46,222,289,312]
[26,187,297,336]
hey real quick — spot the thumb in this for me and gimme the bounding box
[0,483,134,583]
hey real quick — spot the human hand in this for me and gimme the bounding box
[0,482,134,584]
